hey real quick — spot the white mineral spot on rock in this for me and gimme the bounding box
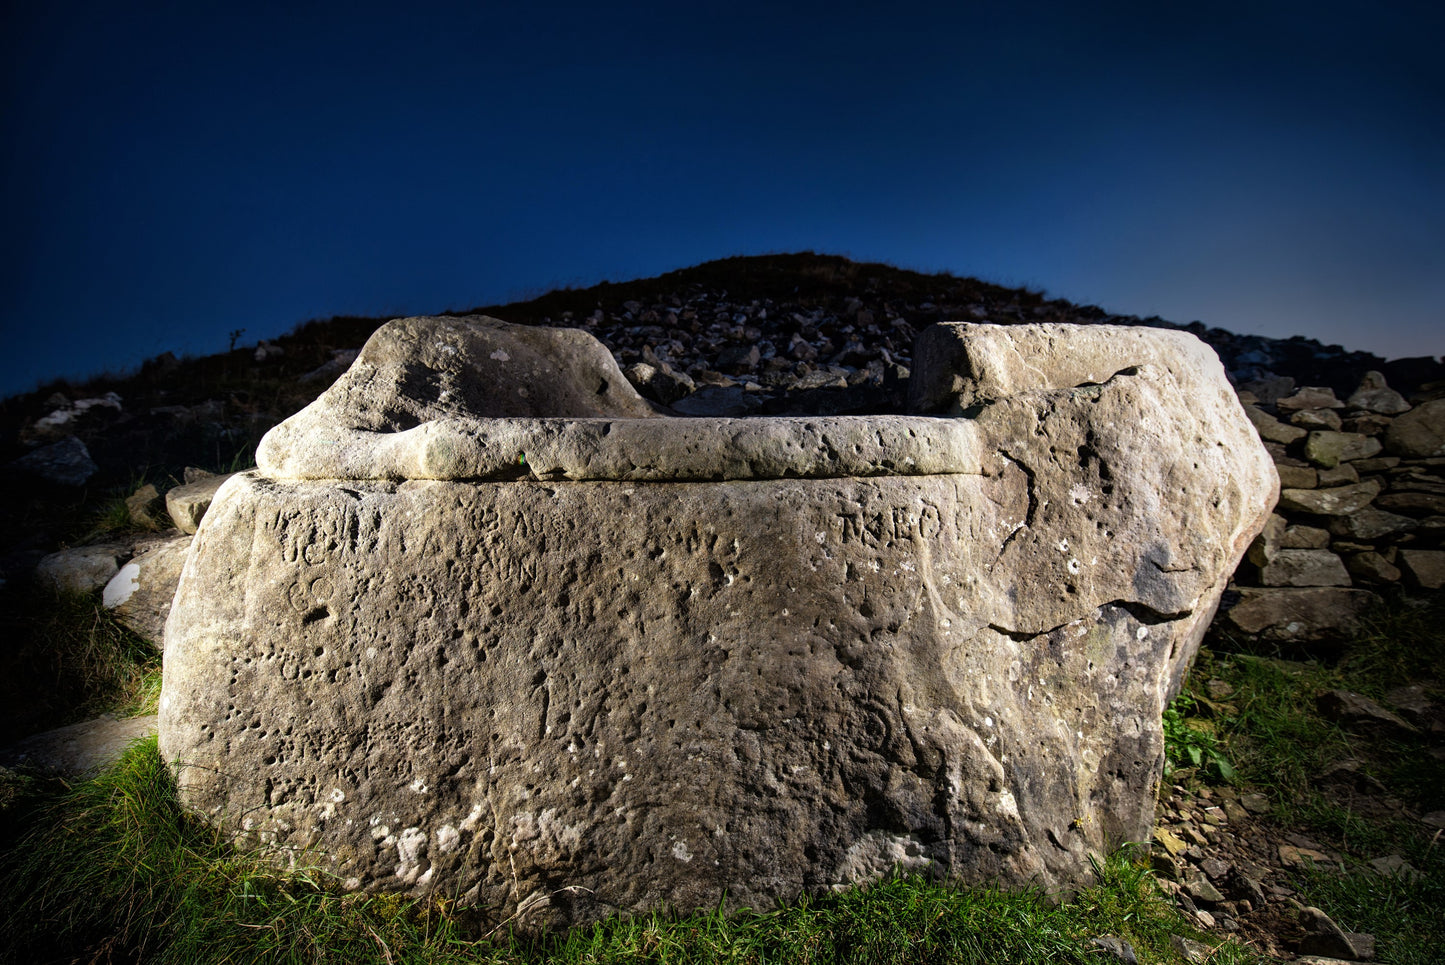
[1056,538,1069,552]
[490,350,510,362]
[672,840,694,862]
[395,826,428,881]
[436,825,461,854]
[330,788,345,802]
[1068,558,1081,574]
[410,779,428,794]
[997,790,1020,818]
[102,562,141,608]
[1136,626,1149,640]
[1070,485,1091,504]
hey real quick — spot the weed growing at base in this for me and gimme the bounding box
[1162,692,1237,783]
[0,737,1254,965]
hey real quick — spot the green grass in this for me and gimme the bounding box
[1288,856,1445,965]
[0,737,1254,965]
[1201,593,1445,826]
[0,586,160,744]
[1189,590,1445,964]
[6,579,1439,964]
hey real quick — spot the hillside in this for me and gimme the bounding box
[2,252,1437,568]
[1,252,1442,963]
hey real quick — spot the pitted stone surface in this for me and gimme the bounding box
[160,318,1276,929]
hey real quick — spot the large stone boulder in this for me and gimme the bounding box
[35,542,127,595]
[159,317,1275,929]
[1384,398,1445,458]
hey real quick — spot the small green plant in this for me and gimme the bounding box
[72,470,165,542]
[1162,692,1236,783]
[81,493,137,538]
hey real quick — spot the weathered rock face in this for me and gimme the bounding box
[1384,398,1445,458]
[159,317,1275,929]
[256,314,659,479]
[0,713,157,778]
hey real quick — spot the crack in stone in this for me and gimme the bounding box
[994,450,1036,563]
[986,598,1193,642]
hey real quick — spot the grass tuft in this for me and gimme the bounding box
[0,738,1256,965]
[0,585,160,744]
[1288,853,1445,965]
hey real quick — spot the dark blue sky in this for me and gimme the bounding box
[4,1,1442,398]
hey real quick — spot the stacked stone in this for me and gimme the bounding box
[1222,372,1445,644]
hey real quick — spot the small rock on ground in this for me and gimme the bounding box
[0,714,157,778]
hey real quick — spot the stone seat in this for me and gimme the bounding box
[160,315,1275,929]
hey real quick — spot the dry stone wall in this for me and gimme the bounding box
[158,317,1275,929]
[1219,375,1445,645]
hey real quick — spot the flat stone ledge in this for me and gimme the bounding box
[258,415,985,482]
